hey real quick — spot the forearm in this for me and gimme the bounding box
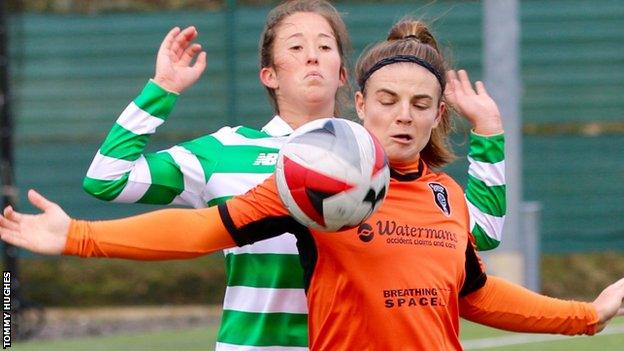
[64,207,235,260]
[466,131,506,250]
[84,80,180,202]
[460,276,598,335]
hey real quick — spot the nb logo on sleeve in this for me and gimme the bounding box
[253,153,279,166]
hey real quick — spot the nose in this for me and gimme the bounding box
[306,46,319,65]
[395,102,412,125]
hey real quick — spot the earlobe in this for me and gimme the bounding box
[260,67,278,89]
[354,91,365,121]
[434,102,445,128]
[338,67,347,87]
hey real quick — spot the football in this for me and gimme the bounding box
[275,118,390,231]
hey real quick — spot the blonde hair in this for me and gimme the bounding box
[355,18,455,168]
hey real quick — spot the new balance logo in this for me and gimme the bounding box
[253,153,279,166]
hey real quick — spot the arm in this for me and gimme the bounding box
[0,177,291,260]
[66,207,234,260]
[84,27,208,206]
[429,224,620,336]
[460,276,598,335]
[445,70,505,250]
[465,132,505,250]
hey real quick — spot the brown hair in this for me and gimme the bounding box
[355,18,455,169]
[259,0,351,116]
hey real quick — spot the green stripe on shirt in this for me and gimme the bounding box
[469,132,505,163]
[100,124,150,161]
[137,152,184,204]
[181,136,278,177]
[218,309,308,347]
[466,174,506,217]
[82,173,130,201]
[133,80,178,119]
[471,223,500,251]
[207,195,234,207]
[225,253,305,289]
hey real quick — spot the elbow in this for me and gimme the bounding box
[475,236,501,251]
[82,177,119,201]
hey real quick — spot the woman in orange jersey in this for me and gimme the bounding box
[1,19,623,351]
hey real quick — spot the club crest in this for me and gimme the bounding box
[428,183,451,217]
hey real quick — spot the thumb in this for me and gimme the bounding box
[28,189,56,212]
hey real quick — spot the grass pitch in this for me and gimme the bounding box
[11,317,624,351]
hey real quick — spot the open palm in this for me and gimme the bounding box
[444,69,503,135]
[0,190,70,255]
[153,26,207,93]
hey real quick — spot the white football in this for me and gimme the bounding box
[275,118,389,232]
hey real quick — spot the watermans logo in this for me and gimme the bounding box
[253,153,278,166]
[357,223,374,242]
[428,182,451,217]
[356,220,458,249]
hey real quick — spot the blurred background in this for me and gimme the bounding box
[1,0,623,349]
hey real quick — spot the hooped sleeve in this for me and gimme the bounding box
[466,131,506,251]
[460,276,598,335]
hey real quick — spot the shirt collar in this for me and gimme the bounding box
[261,115,294,137]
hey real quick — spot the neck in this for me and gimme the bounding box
[277,101,336,129]
[390,156,421,174]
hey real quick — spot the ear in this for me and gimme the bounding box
[338,66,347,87]
[354,91,366,121]
[260,66,278,89]
[433,101,445,128]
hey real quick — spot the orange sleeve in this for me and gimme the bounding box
[459,276,598,335]
[63,207,235,260]
[220,175,303,246]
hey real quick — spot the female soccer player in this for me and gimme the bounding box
[79,1,505,349]
[2,18,574,351]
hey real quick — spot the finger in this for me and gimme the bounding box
[4,206,22,223]
[444,71,458,99]
[0,229,31,251]
[457,69,475,95]
[475,81,489,96]
[171,26,197,59]
[28,189,56,212]
[160,26,181,53]
[616,307,624,317]
[180,44,202,66]
[0,215,20,232]
[192,51,208,73]
[446,69,459,83]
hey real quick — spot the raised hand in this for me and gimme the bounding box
[444,69,503,136]
[153,26,207,93]
[0,190,70,255]
[592,277,624,333]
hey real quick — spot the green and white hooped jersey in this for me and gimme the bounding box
[83,81,505,350]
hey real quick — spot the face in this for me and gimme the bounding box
[355,63,444,165]
[260,12,346,114]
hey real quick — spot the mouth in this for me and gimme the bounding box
[305,71,324,79]
[390,134,413,144]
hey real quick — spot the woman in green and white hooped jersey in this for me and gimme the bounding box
[83,2,505,350]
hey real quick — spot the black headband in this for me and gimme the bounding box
[358,54,445,91]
